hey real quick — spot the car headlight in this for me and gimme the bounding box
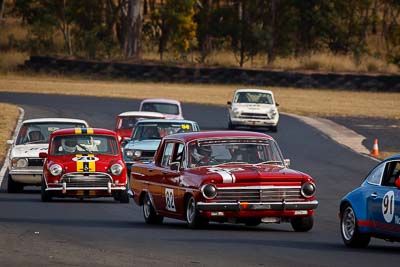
[201,184,218,199]
[12,158,28,168]
[126,150,142,159]
[49,164,62,176]
[232,108,240,117]
[110,164,123,176]
[301,182,316,198]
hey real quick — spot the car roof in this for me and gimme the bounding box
[117,111,165,118]
[164,130,273,142]
[235,88,273,94]
[140,98,181,105]
[51,127,117,136]
[136,119,196,124]
[22,118,88,125]
[385,154,400,161]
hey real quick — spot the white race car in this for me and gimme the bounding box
[227,89,280,132]
[6,118,89,193]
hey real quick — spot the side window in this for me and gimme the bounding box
[173,143,184,165]
[366,163,385,185]
[161,142,174,167]
[382,161,400,186]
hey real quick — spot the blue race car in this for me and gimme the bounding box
[339,154,400,247]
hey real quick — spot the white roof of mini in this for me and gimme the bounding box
[117,111,165,117]
[140,98,181,104]
[235,88,274,94]
[22,118,88,125]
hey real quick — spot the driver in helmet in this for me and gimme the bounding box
[191,144,212,167]
[61,138,78,153]
[27,127,44,142]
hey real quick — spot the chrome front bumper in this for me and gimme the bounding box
[230,118,278,127]
[197,200,319,211]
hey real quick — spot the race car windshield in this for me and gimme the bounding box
[117,117,139,130]
[133,122,192,140]
[188,139,284,168]
[16,122,87,145]
[50,135,119,156]
[141,103,179,115]
[234,92,273,104]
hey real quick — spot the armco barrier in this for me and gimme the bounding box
[23,56,400,91]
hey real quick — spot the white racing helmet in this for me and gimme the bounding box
[62,138,77,153]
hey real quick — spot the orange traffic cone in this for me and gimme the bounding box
[371,138,379,156]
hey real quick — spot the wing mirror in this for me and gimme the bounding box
[227,101,232,105]
[276,102,280,107]
[170,162,181,171]
[284,159,291,168]
[6,140,13,145]
[39,152,48,158]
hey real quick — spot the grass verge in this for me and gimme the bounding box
[0,104,20,165]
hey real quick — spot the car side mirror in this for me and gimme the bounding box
[39,152,48,158]
[7,140,13,145]
[284,159,290,168]
[395,177,400,189]
[276,102,280,107]
[227,101,232,105]
[170,162,180,171]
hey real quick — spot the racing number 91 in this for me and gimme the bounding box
[382,191,395,223]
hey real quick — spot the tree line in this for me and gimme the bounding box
[3,0,400,68]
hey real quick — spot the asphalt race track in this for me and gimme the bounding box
[0,92,399,267]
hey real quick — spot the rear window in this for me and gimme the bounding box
[141,102,179,115]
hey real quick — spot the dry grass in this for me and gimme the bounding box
[142,50,400,73]
[0,51,28,72]
[0,103,20,165]
[0,73,399,119]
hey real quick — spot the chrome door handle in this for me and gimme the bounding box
[371,193,378,198]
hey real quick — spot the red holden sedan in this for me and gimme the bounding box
[40,128,129,203]
[130,131,318,231]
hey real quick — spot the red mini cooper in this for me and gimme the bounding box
[130,131,318,231]
[40,128,129,203]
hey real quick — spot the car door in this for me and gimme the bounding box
[369,160,400,236]
[159,141,184,216]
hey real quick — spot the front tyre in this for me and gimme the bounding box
[40,176,52,202]
[290,215,314,232]
[270,125,278,132]
[186,196,209,229]
[340,204,370,248]
[228,119,235,130]
[143,193,163,224]
[7,173,24,193]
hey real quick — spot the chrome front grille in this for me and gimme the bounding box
[239,113,270,119]
[60,172,112,188]
[215,186,303,203]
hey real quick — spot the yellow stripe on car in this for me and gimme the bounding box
[76,154,84,172]
[88,154,96,172]
[75,128,82,134]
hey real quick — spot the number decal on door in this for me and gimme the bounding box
[165,188,176,212]
[382,191,395,223]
